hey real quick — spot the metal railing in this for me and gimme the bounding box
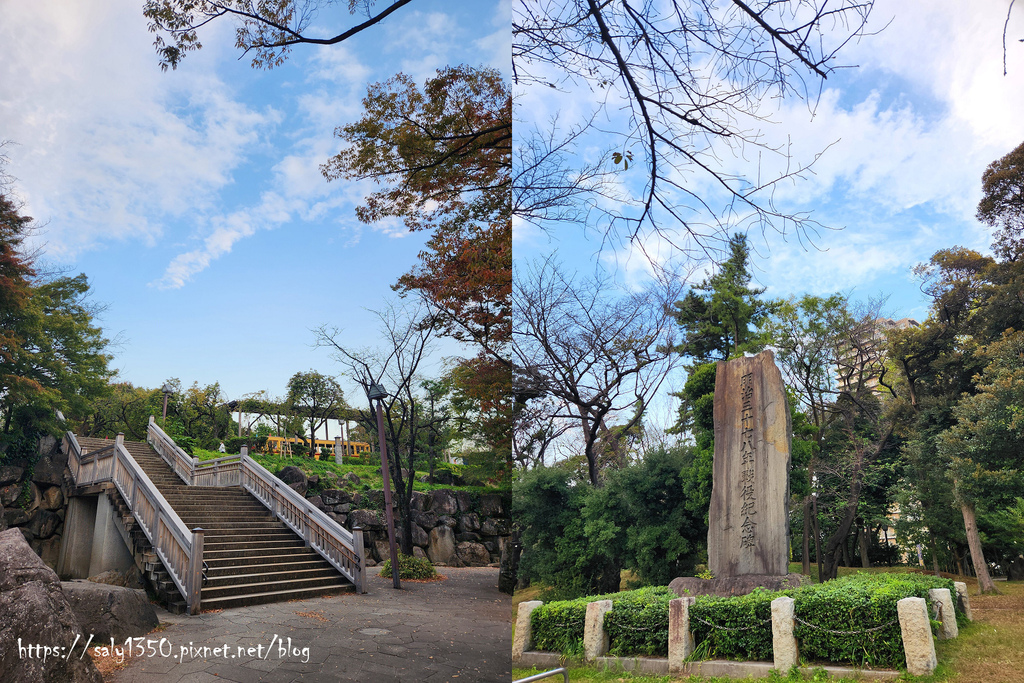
[61,419,203,614]
[145,418,364,593]
[513,668,569,683]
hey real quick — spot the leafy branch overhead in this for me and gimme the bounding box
[322,65,512,349]
[144,0,415,70]
[514,0,875,255]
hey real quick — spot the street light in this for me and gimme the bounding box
[161,383,173,424]
[369,383,401,589]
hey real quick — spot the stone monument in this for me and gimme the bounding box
[670,350,807,597]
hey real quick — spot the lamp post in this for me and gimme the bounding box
[368,382,401,590]
[161,383,173,424]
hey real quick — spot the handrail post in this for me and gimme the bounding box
[114,433,124,479]
[188,527,205,615]
[353,527,366,594]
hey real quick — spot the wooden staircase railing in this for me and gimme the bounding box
[61,415,204,614]
[145,418,365,593]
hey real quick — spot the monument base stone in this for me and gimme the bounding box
[668,573,810,598]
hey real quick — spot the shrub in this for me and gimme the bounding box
[794,572,957,668]
[690,588,778,661]
[378,554,437,580]
[530,586,675,657]
[604,586,675,656]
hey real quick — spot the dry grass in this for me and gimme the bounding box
[936,579,1024,683]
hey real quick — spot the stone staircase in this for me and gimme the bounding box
[78,436,353,612]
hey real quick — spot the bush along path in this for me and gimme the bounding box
[514,573,968,677]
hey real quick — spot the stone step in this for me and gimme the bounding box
[202,566,340,589]
[202,545,322,561]
[203,539,306,552]
[199,577,352,602]
[202,550,326,569]
[204,558,331,577]
[199,583,353,611]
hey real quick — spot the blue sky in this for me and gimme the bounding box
[510,0,1024,432]
[1,0,511,408]
[3,1,1024,437]
[514,0,1024,320]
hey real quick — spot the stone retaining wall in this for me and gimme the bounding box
[276,466,512,568]
[0,436,72,569]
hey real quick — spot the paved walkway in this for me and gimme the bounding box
[111,568,515,683]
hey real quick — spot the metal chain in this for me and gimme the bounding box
[692,616,772,632]
[794,615,898,635]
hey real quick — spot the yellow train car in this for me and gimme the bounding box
[265,436,372,458]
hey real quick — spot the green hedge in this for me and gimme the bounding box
[794,573,956,668]
[531,572,960,668]
[690,588,778,661]
[604,587,675,656]
[529,587,675,657]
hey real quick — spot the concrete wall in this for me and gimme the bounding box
[57,495,97,579]
[87,493,134,577]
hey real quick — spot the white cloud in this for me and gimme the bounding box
[0,0,275,260]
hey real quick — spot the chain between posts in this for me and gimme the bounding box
[692,616,772,632]
[793,615,899,635]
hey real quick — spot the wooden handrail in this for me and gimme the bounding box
[239,452,364,592]
[142,419,364,593]
[62,424,203,614]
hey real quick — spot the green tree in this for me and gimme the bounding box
[938,330,1024,593]
[977,139,1024,262]
[1,169,112,457]
[285,370,346,456]
[672,234,769,363]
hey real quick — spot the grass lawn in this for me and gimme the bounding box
[512,568,1024,682]
[191,447,504,495]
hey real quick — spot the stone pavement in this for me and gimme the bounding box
[110,567,515,683]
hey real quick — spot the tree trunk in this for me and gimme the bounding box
[842,532,851,567]
[813,496,823,581]
[802,497,812,575]
[962,501,998,593]
[930,537,941,576]
[858,521,871,568]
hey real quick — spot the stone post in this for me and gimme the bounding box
[953,581,972,621]
[771,596,798,671]
[668,597,696,673]
[897,597,937,676]
[334,436,343,465]
[583,600,613,662]
[928,588,958,640]
[512,600,542,661]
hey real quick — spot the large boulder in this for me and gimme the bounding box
[426,525,462,566]
[458,513,481,533]
[348,509,385,530]
[455,541,491,567]
[479,493,504,517]
[0,528,102,683]
[320,489,352,506]
[428,490,458,515]
[480,517,508,537]
[40,486,63,511]
[411,509,438,530]
[31,440,67,488]
[276,466,308,496]
[26,511,60,540]
[62,581,160,642]
[0,466,23,486]
[455,491,474,513]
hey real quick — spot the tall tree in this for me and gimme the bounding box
[317,302,445,555]
[977,139,1024,262]
[322,65,512,352]
[512,257,682,486]
[938,330,1024,593]
[672,234,769,363]
[285,371,346,455]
